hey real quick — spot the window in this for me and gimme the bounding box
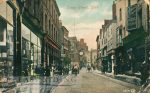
[52,5,53,18]
[0,17,6,42]
[120,8,122,21]
[49,20,51,35]
[128,0,131,6]
[45,14,47,32]
[52,24,53,37]
[7,24,13,56]
[54,27,55,39]
[0,28,4,42]
[32,0,35,15]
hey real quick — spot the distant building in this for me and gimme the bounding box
[90,49,97,65]
[69,37,80,67]
[61,26,71,69]
[62,26,69,57]
[78,38,88,52]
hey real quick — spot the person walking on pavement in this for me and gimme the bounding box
[138,61,150,93]
[140,61,149,86]
[45,66,50,84]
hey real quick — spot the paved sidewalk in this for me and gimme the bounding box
[94,70,146,86]
[0,75,68,93]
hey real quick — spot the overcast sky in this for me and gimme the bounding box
[56,0,113,50]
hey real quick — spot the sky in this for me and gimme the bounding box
[56,0,113,50]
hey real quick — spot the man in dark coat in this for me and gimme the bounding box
[140,61,149,85]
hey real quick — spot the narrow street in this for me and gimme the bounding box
[0,0,150,93]
[53,68,139,93]
[3,68,140,93]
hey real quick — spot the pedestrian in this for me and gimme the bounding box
[114,64,117,75]
[140,61,149,86]
[45,66,50,84]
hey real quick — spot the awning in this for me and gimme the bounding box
[123,27,147,50]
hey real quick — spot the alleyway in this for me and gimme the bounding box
[53,68,139,93]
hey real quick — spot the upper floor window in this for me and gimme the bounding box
[49,20,51,35]
[0,18,6,42]
[45,14,47,32]
[128,0,131,6]
[119,8,122,21]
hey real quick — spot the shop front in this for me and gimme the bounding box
[123,28,147,73]
[22,23,42,76]
[0,1,15,77]
[44,36,61,75]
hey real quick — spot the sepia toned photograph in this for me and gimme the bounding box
[0,0,150,93]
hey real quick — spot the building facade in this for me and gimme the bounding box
[96,35,101,69]
[123,0,149,74]
[41,0,61,75]
[107,21,117,73]
[97,0,150,75]
[0,0,18,77]
[78,38,88,68]
[61,26,71,70]
[0,0,61,77]
[90,49,97,68]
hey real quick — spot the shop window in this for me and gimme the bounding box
[31,43,34,61]
[7,24,13,56]
[22,38,30,58]
[34,45,38,67]
[38,47,41,65]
